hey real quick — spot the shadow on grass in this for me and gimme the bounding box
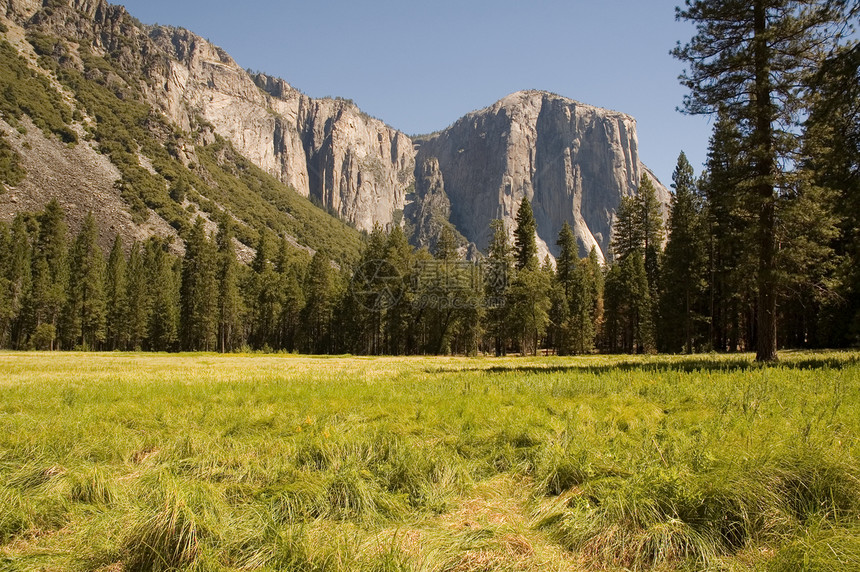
[429,352,860,376]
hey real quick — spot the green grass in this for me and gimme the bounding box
[0,351,858,571]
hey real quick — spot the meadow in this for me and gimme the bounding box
[0,351,859,571]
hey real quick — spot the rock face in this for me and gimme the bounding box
[145,29,413,232]
[415,91,670,263]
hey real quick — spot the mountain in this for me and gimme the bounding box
[415,91,670,262]
[0,0,668,264]
[0,0,365,264]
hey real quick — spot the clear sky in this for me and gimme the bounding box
[116,0,714,187]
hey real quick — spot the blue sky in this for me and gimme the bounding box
[117,0,713,187]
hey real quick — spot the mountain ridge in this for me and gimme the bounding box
[0,0,669,263]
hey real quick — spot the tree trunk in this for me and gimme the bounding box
[753,0,778,362]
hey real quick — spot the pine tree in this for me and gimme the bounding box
[0,222,13,347]
[552,222,577,355]
[27,254,53,348]
[804,43,860,345]
[555,221,578,298]
[585,246,605,346]
[603,250,653,353]
[27,200,68,346]
[660,152,708,353]
[485,219,512,356]
[216,216,243,352]
[146,238,179,352]
[250,230,279,349]
[351,223,388,354]
[637,174,664,293]
[180,217,218,351]
[428,226,466,355]
[64,213,106,349]
[569,259,596,354]
[513,196,538,270]
[610,195,640,262]
[125,242,150,351]
[278,265,305,352]
[434,225,459,261]
[105,235,129,350]
[303,251,335,354]
[674,0,850,361]
[506,265,551,355]
[7,215,32,349]
[384,225,415,355]
[275,235,305,351]
[702,114,757,352]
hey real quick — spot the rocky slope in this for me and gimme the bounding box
[1,0,668,264]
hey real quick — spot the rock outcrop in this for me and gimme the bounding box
[415,91,670,263]
[145,28,413,232]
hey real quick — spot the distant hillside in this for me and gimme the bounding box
[0,0,363,264]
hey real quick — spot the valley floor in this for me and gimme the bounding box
[0,351,859,571]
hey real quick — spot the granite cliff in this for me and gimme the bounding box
[1,0,668,263]
[144,28,414,231]
[415,91,670,263]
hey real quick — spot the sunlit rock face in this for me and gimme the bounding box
[415,91,670,263]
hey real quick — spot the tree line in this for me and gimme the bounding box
[0,1,855,357]
[0,152,855,357]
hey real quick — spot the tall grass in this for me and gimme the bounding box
[0,351,857,570]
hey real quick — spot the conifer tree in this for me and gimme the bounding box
[507,263,551,355]
[702,114,757,352]
[275,235,305,351]
[146,238,179,351]
[27,254,53,348]
[552,222,577,354]
[125,242,150,350]
[585,246,605,344]
[485,219,512,356]
[64,213,106,349]
[509,198,549,353]
[637,174,664,293]
[27,200,68,346]
[0,222,12,347]
[250,230,279,349]
[105,235,129,350]
[610,195,640,262]
[674,0,850,361]
[180,217,218,351]
[434,225,459,261]
[660,152,708,353]
[555,222,578,298]
[513,196,538,270]
[384,225,415,355]
[568,259,596,354]
[303,251,334,354]
[603,250,653,353]
[278,264,305,352]
[804,42,860,345]
[427,225,466,354]
[352,223,389,354]
[216,216,243,352]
